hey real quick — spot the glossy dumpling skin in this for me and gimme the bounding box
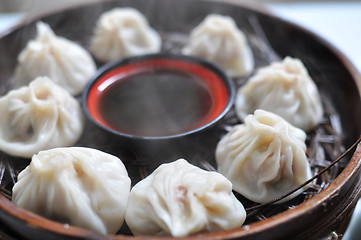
[216,110,312,203]
[182,14,254,77]
[0,77,83,158]
[125,159,246,237]
[14,21,96,96]
[12,147,131,234]
[90,7,161,62]
[235,56,323,131]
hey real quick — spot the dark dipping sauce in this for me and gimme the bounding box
[98,69,213,137]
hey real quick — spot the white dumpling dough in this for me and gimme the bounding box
[14,21,96,96]
[0,77,84,158]
[90,7,161,62]
[125,159,246,237]
[216,110,312,203]
[182,14,254,77]
[235,56,323,131]
[12,147,131,234]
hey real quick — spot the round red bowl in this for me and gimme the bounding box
[82,54,235,140]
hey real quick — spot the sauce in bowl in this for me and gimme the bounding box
[84,54,234,139]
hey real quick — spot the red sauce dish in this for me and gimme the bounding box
[83,54,235,140]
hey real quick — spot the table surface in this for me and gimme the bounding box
[267,1,361,73]
[0,1,361,239]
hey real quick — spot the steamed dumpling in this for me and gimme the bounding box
[216,110,312,203]
[182,14,254,77]
[235,56,323,131]
[0,77,84,158]
[90,7,161,62]
[14,21,96,96]
[12,147,131,234]
[125,159,246,237]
